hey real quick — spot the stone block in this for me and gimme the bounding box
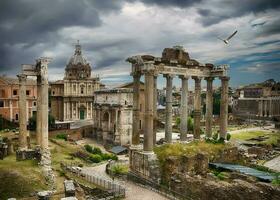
[64,180,75,197]
[61,197,78,200]
[16,148,40,161]
[37,190,52,200]
[248,146,266,159]
[215,147,240,163]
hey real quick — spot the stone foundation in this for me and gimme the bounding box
[130,149,160,182]
[16,148,40,161]
[39,148,56,190]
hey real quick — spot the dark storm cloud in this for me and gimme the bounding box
[135,0,202,7]
[197,0,280,26]
[0,0,125,75]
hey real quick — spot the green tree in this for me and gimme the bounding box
[176,116,194,131]
[28,114,55,130]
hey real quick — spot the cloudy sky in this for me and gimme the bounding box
[0,0,280,89]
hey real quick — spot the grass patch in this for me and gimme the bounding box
[110,164,129,176]
[154,141,231,163]
[0,155,47,199]
[231,131,280,145]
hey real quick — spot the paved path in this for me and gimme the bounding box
[264,155,280,172]
[229,125,274,134]
[83,163,168,200]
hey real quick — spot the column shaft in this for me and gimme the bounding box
[36,76,42,146]
[193,77,202,139]
[165,75,173,143]
[153,76,158,145]
[144,71,154,152]
[219,77,230,139]
[40,66,49,149]
[18,74,28,149]
[132,73,141,146]
[205,77,214,138]
[180,76,188,141]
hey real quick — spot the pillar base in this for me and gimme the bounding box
[130,149,159,181]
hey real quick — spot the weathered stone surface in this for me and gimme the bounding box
[248,146,266,159]
[64,180,75,197]
[16,148,40,161]
[37,190,53,200]
[0,142,8,159]
[214,147,240,163]
[61,197,78,200]
[170,173,280,200]
[161,47,190,65]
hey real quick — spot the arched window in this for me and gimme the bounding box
[81,85,84,94]
[15,114,19,121]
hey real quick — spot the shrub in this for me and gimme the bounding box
[92,147,102,155]
[89,154,102,163]
[212,132,218,140]
[226,133,231,141]
[272,173,280,186]
[111,154,118,161]
[84,144,93,153]
[56,133,67,141]
[111,164,128,175]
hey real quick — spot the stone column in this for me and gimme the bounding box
[144,70,154,152]
[193,76,202,140]
[18,74,28,149]
[153,75,158,145]
[179,75,189,141]
[39,59,50,149]
[269,98,272,117]
[264,100,267,117]
[205,77,214,138]
[132,72,141,146]
[219,77,230,139]
[164,74,173,143]
[36,76,42,146]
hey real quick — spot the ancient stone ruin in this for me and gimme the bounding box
[127,46,230,178]
[17,57,55,188]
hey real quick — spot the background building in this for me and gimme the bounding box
[93,82,145,146]
[233,79,280,120]
[0,76,37,122]
[50,43,101,121]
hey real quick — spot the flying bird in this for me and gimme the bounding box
[217,30,238,44]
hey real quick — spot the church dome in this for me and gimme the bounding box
[68,43,89,65]
[65,41,92,80]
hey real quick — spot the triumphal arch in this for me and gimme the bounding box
[127,46,230,177]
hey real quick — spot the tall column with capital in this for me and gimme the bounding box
[205,77,214,138]
[36,75,42,146]
[144,70,154,152]
[219,77,230,139]
[179,75,189,141]
[39,58,51,149]
[18,74,28,149]
[153,75,158,145]
[193,76,202,139]
[164,74,173,143]
[132,72,141,146]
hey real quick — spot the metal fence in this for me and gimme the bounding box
[63,163,125,198]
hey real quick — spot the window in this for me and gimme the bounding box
[33,101,36,106]
[13,90,17,95]
[52,91,55,95]
[81,86,84,94]
[0,100,4,107]
[15,113,19,121]
[125,100,127,105]
[105,96,108,101]
[26,90,30,96]
[139,120,142,129]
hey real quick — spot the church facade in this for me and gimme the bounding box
[50,43,100,121]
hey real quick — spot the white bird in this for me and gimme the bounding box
[217,30,238,44]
